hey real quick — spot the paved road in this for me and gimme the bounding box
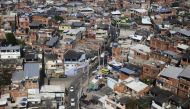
[66,60,99,109]
[66,71,88,109]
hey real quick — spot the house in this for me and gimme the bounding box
[19,16,30,29]
[151,91,173,109]
[64,50,86,72]
[156,66,184,94]
[95,29,108,41]
[150,87,186,109]
[128,44,151,63]
[111,10,121,18]
[29,21,42,29]
[178,66,190,98]
[141,16,152,25]
[141,58,165,79]
[123,77,149,97]
[45,36,59,48]
[98,94,127,109]
[118,67,140,80]
[150,36,176,51]
[40,85,64,101]
[11,63,41,100]
[45,54,64,78]
[38,29,55,39]
[130,8,148,17]
[40,85,65,108]
[24,50,40,62]
[58,24,71,31]
[0,45,20,59]
[60,38,75,50]
[149,51,171,64]
[107,77,118,90]
[177,29,190,38]
[64,28,83,41]
[24,63,41,89]
[71,22,85,29]
[128,34,143,42]
[78,7,94,15]
[32,15,50,26]
[177,44,189,53]
[181,51,190,66]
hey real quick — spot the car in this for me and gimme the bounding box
[70,86,74,92]
[71,98,75,106]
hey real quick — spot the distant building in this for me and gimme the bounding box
[0,45,20,59]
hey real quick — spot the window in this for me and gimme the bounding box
[72,59,76,61]
[180,84,184,88]
[184,86,189,90]
[33,80,38,83]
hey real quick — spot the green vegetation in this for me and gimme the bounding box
[54,15,64,22]
[140,78,155,85]
[5,33,17,45]
[0,69,12,87]
[5,33,25,46]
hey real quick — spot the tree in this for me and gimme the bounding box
[5,33,17,45]
[54,15,64,22]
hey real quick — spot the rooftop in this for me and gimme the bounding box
[130,44,151,54]
[24,63,40,79]
[158,66,184,79]
[40,85,64,93]
[179,66,190,79]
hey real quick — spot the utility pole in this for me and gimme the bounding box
[98,42,101,68]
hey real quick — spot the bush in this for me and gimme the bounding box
[5,33,17,45]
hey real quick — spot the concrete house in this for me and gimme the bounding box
[157,66,184,94]
[0,45,20,59]
[64,50,86,73]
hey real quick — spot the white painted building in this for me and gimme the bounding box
[64,50,86,73]
[0,45,20,59]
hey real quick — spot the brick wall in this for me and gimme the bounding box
[11,90,27,100]
[150,37,169,51]
[157,76,179,94]
[114,83,126,93]
[141,64,163,79]
[32,16,50,25]
[178,78,190,98]
[25,80,39,89]
[133,50,149,60]
[150,52,171,64]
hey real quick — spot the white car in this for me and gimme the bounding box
[71,98,75,106]
[70,86,74,92]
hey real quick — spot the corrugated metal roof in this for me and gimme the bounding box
[179,66,190,79]
[12,71,24,82]
[159,66,183,79]
[46,36,59,47]
[0,45,20,51]
[119,68,136,75]
[24,63,40,79]
[177,29,190,37]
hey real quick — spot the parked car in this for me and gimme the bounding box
[71,98,75,106]
[70,86,74,92]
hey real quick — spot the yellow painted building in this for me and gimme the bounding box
[59,24,71,31]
